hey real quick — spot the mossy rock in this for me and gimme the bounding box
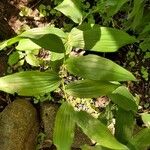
[0,99,39,150]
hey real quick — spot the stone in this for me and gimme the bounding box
[40,102,59,148]
[0,99,39,150]
[72,126,93,148]
[40,102,93,149]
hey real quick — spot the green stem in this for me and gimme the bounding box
[61,78,68,100]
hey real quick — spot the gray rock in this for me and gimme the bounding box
[40,102,59,147]
[40,102,93,149]
[0,99,39,150]
[73,125,93,148]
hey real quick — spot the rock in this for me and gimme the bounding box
[40,102,93,149]
[40,102,59,148]
[0,99,39,150]
[72,125,93,148]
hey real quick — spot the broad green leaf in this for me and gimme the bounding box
[106,0,128,17]
[75,111,128,149]
[0,71,60,96]
[0,36,21,50]
[127,0,144,30]
[8,51,20,66]
[27,34,65,53]
[16,39,41,51]
[55,0,83,24]
[0,26,67,51]
[65,55,136,81]
[19,26,67,52]
[115,108,135,144]
[25,53,41,66]
[108,86,138,112]
[53,102,76,150]
[14,59,25,68]
[128,128,150,150]
[68,25,136,52]
[20,26,66,39]
[66,80,119,98]
[141,113,150,128]
[51,52,64,61]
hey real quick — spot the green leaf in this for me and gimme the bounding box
[25,34,65,53]
[127,0,144,30]
[16,39,41,51]
[0,36,21,50]
[51,52,64,61]
[0,71,60,96]
[8,51,20,66]
[20,26,66,39]
[65,55,136,81]
[128,128,150,150]
[75,111,128,149]
[141,23,150,34]
[140,38,150,52]
[0,26,67,51]
[108,86,138,112]
[106,0,128,17]
[68,25,136,52]
[66,80,119,98]
[141,113,150,128]
[144,52,150,59]
[25,53,41,66]
[115,108,135,145]
[53,102,76,150]
[19,26,66,52]
[55,0,83,24]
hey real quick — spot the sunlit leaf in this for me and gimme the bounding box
[0,71,61,96]
[51,52,64,61]
[20,26,66,39]
[55,0,83,24]
[16,39,41,51]
[28,34,65,53]
[141,113,150,128]
[53,102,76,150]
[66,80,119,98]
[65,55,136,81]
[0,36,21,50]
[108,86,138,112]
[0,26,67,52]
[68,25,136,52]
[25,53,41,66]
[75,111,128,149]
[128,128,150,150]
[19,27,67,52]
